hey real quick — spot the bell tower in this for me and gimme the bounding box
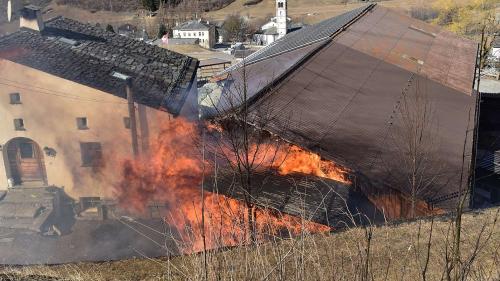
[276,0,287,39]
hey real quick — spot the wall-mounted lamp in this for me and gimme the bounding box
[43,146,57,157]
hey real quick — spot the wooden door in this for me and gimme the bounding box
[6,138,46,186]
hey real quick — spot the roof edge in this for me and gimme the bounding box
[221,3,376,75]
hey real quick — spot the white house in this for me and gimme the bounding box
[172,20,216,49]
[492,35,500,61]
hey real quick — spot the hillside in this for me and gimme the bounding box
[205,0,420,23]
[1,207,498,280]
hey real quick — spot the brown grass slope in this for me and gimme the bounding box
[205,0,420,23]
[1,207,499,281]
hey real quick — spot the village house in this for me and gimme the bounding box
[0,5,198,198]
[172,19,216,49]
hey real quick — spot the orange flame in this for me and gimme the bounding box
[273,145,350,184]
[115,118,347,253]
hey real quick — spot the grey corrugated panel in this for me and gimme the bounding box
[477,150,500,173]
[203,170,376,226]
[221,4,373,74]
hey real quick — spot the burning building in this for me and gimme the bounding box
[0,5,204,263]
[0,2,479,265]
[201,4,478,217]
[0,5,356,264]
[0,5,198,197]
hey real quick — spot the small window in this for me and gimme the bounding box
[76,117,89,130]
[199,32,202,36]
[183,32,186,37]
[9,93,21,104]
[80,142,103,168]
[278,2,284,8]
[19,142,34,159]
[123,117,131,129]
[14,118,25,130]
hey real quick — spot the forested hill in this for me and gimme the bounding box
[54,0,236,12]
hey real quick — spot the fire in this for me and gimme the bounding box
[273,145,350,184]
[114,118,347,253]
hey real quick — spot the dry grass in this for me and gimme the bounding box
[1,207,498,281]
[205,0,421,23]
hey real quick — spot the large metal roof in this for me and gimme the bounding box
[207,5,478,208]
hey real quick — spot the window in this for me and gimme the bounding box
[183,32,186,37]
[199,32,202,36]
[76,117,88,130]
[19,142,34,159]
[9,93,21,104]
[123,117,131,129]
[278,2,284,8]
[14,118,25,130]
[80,142,103,168]
[188,32,191,36]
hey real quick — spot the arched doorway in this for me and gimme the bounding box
[4,137,47,186]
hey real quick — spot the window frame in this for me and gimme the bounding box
[9,93,21,104]
[14,118,25,131]
[80,142,103,168]
[19,142,34,159]
[76,117,89,130]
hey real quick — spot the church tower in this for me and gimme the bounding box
[276,0,287,39]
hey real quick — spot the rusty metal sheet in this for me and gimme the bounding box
[246,5,477,206]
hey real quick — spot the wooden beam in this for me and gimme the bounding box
[126,79,139,158]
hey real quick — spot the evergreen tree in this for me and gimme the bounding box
[158,23,168,38]
[142,0,158,11]
[106,24,115,33]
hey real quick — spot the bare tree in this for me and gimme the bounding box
[390,76,443,218]
[222,14,249,42]
[202,62,291,242]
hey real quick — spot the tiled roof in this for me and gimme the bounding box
[173,20,211,31]
[0,17,198,115]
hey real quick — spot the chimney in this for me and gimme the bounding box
[20,5,44,32]
[7,0,12,22]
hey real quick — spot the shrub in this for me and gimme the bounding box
[409,6,439,22]
[243,0,262,6]
[106,24,115,33]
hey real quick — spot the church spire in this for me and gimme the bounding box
[276,0,287,39]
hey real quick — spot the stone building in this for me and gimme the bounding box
[172,19,216,49]
[0,6,198,198]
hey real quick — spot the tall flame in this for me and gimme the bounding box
[114,118,347,253]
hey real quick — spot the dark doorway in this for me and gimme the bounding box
[473,95,500,207]
[5,137,47,186]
